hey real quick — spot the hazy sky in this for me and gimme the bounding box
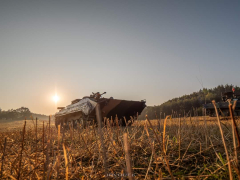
[1,0,240,115]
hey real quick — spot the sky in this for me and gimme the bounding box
[0,0,240,115]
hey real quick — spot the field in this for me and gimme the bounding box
[0,116,240,179]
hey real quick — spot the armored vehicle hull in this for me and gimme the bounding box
[55,94,146,128]
[203,90,240,117]
[204,101,240,117]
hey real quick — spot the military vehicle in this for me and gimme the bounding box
[55,92,146,128]
[203,89,240,116]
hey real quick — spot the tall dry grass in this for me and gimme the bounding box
[0,112,240,179]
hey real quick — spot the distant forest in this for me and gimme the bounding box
[138,84,240,120]
[0,107,48,120]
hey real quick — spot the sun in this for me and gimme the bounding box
[53,94,60,103]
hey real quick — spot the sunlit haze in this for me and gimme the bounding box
[52,94,60,104]
[1,0,240,115]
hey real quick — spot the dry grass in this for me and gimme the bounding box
[0,116,240,179]
[0,119,54,132]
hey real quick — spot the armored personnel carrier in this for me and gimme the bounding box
[203,89,240,116]
[55,92,146,127]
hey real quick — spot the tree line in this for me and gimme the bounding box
[0,107,48,120]
[138,84,239,120]
[0,107,31,120]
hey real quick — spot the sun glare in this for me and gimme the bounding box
[53,94,60,103]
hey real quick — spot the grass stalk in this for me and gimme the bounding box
[178,114,181,159]
[0,137,7,179]
[146,115,174,180]
[95,103,108,177]
[57,125,60,180]
[123,133,134,180]
[229,103,240,152]
[35,118,38,165]
[43,121,45,179]
[230,104,238,165]
[212,100,233,180]
[17,120,26,180]
[63,143,68,180]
